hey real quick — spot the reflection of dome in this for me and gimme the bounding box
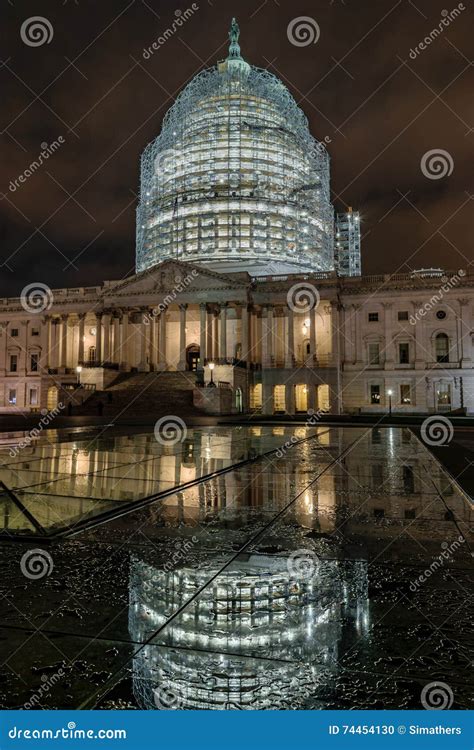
[136,19,333,276]
[130,554,369,710]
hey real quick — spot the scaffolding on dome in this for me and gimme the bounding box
[136,19,334,275]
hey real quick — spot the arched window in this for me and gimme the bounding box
[435,333,449,363]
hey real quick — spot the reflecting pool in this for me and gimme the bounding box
[0,425,472,709]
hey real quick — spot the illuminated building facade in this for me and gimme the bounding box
[136,19,334,276]
[335,208,361,277]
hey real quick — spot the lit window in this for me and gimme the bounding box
[370,384,381,404]
[8,389,16,405]
[29,388,38,405]
[400,384,411,404]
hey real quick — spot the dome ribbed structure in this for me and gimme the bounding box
[136,19,334,275]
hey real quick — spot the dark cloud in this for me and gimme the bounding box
[0,0,471,295]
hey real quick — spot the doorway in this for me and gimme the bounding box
[186,344,200,371]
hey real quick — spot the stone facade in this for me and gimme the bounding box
[0,261,472,415]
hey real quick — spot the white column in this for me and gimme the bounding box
[177,304,187,371]
[309,304,317,365]
[157,312,167,371]
[102,313,111,363]
[220,303,228,361]
[285,306,295,368]
[95,314,103,364]
[60,314,68,369]
[383,302,394,369]
[458,298,471,366]
[78,314,85,364]
[199,303,207,367]
[138,311,148,372]
[241,305,249,362]
[119,312,129,370]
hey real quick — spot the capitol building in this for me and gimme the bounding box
[0,20,473,417]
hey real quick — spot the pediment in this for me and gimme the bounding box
[102,260,249,302]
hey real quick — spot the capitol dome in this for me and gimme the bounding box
[136,19,334,275]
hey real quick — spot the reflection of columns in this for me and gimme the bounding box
[241,305,249,361]
[220,303,228,361]
[157,312,167,371]
[199,303,207,366]
[78,314,85,364]
[60,314,68,369]
[119,312,129,369]
[95,314,103,364]
[178,304,187,371]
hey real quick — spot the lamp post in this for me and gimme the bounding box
[76,365,82,386]
[387,389,393,417]
[208,361,215,387]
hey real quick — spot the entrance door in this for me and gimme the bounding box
[295,384,308,412]
[186,345,200,371]
[436,382,452,411]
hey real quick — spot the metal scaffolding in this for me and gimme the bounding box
[335,208,361,277]
[136,19,334,275]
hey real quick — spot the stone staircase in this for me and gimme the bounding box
[74,371,201,418]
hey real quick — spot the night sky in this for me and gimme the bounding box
[0,0,472,296]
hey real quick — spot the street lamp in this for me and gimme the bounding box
[208,361,216,387]
[76,365,82,385]
[387,389,393,417]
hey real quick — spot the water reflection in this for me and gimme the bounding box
[130,554,369,710]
